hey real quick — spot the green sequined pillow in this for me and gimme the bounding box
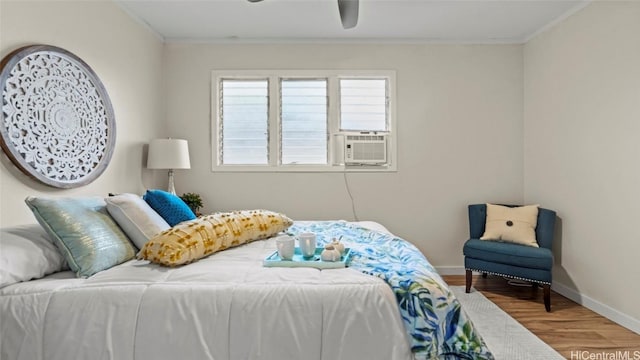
[25,196,136,277]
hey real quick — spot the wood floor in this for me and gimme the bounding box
[442,275,640,359]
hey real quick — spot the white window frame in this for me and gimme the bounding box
[211,70,397,172]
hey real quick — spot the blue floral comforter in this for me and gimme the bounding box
[288,221,494,360]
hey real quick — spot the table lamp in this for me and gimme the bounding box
[147,138,191,195]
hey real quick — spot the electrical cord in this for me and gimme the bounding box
[343,171,359,221]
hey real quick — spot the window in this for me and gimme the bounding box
[220,79,269,165]
[340,79,388,132]
[212,70,396,172]
[280,79,327,165]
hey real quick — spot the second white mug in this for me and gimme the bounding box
[298,232,317,258]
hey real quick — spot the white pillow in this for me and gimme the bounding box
[106,193,171,249]
[0,224,67,288]
[480,204,539,247]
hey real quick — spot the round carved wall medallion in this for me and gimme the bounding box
[0,45,115,188]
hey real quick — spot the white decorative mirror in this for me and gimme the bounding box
[0,45,115,188]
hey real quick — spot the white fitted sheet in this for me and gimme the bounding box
[0,221,413,360]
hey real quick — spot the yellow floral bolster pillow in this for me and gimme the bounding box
[139,209,293,266]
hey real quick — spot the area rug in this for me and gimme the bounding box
[451,286,564,360]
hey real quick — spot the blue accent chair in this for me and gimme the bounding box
[463,204,557,311]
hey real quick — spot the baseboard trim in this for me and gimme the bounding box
[436,266,466,275]
[551,281,640,335]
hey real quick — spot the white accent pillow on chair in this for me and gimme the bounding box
[480,204,539,247]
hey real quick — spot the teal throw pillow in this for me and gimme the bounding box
[143,189,196,226]
[25,196,136,278]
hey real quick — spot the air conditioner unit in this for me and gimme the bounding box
[344,134,387,165]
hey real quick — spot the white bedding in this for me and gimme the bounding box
[0,221,413,360]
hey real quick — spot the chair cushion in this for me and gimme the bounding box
[463,238,552,270]
[480,204,539,247]
[465,257,552,284]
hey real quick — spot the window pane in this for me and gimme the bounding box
[220,79,268,164]
[280,79,327,165]
[340,79,388,131]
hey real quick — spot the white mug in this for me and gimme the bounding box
[298,232,317,258]
[276,235,295,260]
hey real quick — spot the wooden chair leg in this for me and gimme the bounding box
[465,270,472,293]
[543,284,551,312]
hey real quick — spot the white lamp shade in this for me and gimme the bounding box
[147,139,191,169]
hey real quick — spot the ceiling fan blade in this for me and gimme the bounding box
[338,0,359,29]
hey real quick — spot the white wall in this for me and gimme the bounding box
[0,0,164,226]
[524,1,640,327]
[2,0,637,333]
[163,43,524,266]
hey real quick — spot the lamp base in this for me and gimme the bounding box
[167,169,176,195]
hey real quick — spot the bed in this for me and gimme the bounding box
[1,213,493,360]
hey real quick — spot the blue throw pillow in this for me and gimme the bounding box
[143,189,196,226]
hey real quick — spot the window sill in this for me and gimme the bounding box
[211,163,397,173]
